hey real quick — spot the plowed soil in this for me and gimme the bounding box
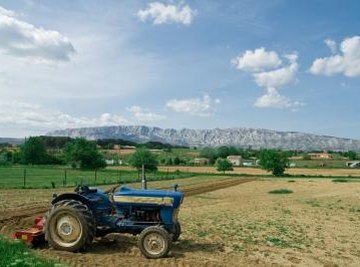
[0,177,253,248]
[2,178,360,266]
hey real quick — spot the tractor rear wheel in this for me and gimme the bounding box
[172,221,181,242]
[138,226,171,259]
[45,200,95,252]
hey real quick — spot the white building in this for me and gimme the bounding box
[226,155,242,166]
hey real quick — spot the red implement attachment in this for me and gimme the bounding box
[13,216,45,246]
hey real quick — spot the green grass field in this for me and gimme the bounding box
[292,159,348,168]
[0,166,195,189]
[0,236,60,267]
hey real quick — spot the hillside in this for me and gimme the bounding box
[47,126,360,151]
[0,138,24,145]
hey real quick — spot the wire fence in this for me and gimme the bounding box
[0,166,194,189]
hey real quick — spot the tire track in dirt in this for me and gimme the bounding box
[181,178,254,196]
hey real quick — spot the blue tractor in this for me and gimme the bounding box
[44,184,184,259]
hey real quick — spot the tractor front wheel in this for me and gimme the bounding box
[45,200,95,252]
[138,226,171,259]
[172,221,181,242]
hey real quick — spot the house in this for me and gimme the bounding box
[114,144,121,150]
[194,158,209,165]
[122,145,136,150]
[307,152,333,160]
[346,161,360,168]
[226,155,242,166]
[242,162,254,167]
[105,159,123,165]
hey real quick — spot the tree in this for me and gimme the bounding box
[128,148,158,172]
[64,138,106,170]
[217,146,230,159]
[39,136,72,149]
[216,158,234,173]
[347,151,357,160]
[166,158,173,166]
[0,149,11,165]
[200,147,217,165]
[173,156,181,165]
[20,137,48,164]
[259,149,289,176]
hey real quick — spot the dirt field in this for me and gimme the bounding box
[1,178,360,266]
[109,165,360,177]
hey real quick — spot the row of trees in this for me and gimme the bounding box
[17,137,106,169]
[0,137,312,176]
[5,136,357,176]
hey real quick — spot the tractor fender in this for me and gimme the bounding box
[52,193,93,208]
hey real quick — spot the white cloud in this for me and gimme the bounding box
[232,47,282,72]
[325,38,337,54]
[166,94,220,116]
[233,48,302,110]
[253,54,298,88]
[137,2,197,25]
[309,36,360,77]
[0,101,128,130]
[254,87,304,110]
[127,106,166,122]
[0,6,75,63]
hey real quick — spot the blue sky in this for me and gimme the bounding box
[0,0,359,138]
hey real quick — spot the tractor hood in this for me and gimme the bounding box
[113,186,184,208]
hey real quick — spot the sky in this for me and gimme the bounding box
[0,0,359,139]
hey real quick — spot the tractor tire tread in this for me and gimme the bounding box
[45,199,95,252]
[138,226,171,259]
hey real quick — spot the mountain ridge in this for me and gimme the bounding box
[47,125,360,151]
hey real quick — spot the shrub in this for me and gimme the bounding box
[268,189,293,194]
[332,179,349,183]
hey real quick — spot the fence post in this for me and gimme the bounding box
[64,169,67,187]
[23,168,26,188]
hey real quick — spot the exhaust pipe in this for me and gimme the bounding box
[141,164,147,190]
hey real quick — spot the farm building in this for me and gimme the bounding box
[346,161,360,168]
[307,152,333,160]
[105,159,122,165]
[194,157,209,165]
[226,155,242,166]
[114,144,121,150]
[122,145,136,150]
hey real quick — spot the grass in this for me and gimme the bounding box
[0,165,195,189]
[1,164,359,189]
[332,178,349,183]
[292,159,349,169]
[0,235,61,267]
[305,199,321,207]
[268,189,294,194]
[265,236,291,248]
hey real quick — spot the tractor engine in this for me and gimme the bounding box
[125,207,161,222]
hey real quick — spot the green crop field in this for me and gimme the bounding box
[292,159,348,168]
[0,236,60,267]
[0,166,195,189]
